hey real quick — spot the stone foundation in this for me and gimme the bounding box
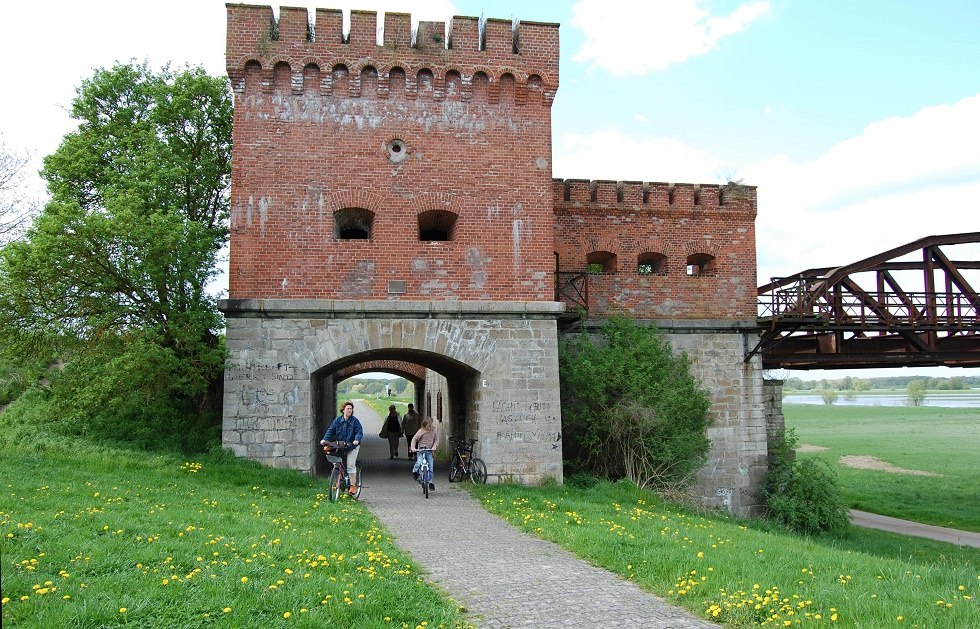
[220,299,564,483]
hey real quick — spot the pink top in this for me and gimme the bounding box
[411,428,438,451]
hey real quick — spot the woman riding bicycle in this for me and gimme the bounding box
[410,416,438,492]
[320,400,363,496]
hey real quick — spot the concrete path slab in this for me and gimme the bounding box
[347,400,717,628]
[850,509,980,548]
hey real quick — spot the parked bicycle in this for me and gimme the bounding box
[322,440,362,502]
[415,447,434,499]
[448,437,487,484]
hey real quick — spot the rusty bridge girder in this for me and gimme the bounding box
[753,232,980,370]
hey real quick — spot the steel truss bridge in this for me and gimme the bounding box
[753,232,980,370]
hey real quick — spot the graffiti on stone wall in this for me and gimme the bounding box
[239,384,301,415]
[490,399,561,447]
[715,487,733,508]
[231,416,295,431]
[496,430,561,444]
[491,400,557,424]
[227,361,298,381]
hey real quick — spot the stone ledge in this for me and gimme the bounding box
[580,317,762,333]
[220,298,566,319]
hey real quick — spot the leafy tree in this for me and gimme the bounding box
[819,388,838,405]
[559,317,712,491]
[852,378,871,392]
[0,62,232,451]
[906,379,927,407]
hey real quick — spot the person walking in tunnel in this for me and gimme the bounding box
[402,403,422,456]
[410,416,439,492]
[320,400,363,496]
[383,404,402,458]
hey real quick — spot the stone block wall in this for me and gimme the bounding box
[660,323,768,516]
[221,299,564,482]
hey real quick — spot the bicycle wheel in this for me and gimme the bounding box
[449,454,462,482]
[469,458,487,484]
[328,466,342,502]
[353,463,363,499]
[422,466,430,499]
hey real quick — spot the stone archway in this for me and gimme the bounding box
[221,299,565,483]
[310,348,480,475]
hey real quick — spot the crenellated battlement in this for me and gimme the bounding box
[227,4,559,104]
[552,179,757,216]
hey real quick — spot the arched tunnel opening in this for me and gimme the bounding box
[311,349,480,476]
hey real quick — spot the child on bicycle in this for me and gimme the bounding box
[320,400,363,496]
[410,416,438,492]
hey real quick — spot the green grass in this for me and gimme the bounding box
[469,481,979,628]
[0,445,470,628]
[784,404,980,531]
[359,395,414,421]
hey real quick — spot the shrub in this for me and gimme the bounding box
[764,429,850,535]
[559,317,712,491]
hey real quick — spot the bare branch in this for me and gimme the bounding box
[0,134,38,244]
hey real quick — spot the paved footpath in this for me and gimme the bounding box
[850,509,980,548]
[350,401,717,628]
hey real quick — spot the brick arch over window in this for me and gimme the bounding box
[585,236,618,273]
[638,238,671,275]
[334,208,374,240]
[417,210,458,241]
[684,240,721,277]
[411,192,462,242]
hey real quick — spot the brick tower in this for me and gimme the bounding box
[224,5,559,301]
[221,5,565,481]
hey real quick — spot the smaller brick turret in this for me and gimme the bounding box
[553,179,758,320]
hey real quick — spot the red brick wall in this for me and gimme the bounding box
[226,6,759,320]
[226,5,560,301]
[553,180,758,319]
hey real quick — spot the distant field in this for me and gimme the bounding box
[784,404,980,531]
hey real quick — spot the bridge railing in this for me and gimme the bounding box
[761,287,980,330]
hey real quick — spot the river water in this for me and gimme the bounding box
[782,393,980,408]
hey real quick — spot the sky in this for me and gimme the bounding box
[3,0,979,381]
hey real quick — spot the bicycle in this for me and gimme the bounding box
[448,437,487,484]
[322,440,362,502]
[414,447,434,499]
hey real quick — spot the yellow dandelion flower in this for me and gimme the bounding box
[240,576,248,583]
[120,608,128,613]
[283,611,291,619]
[224,608,232,613]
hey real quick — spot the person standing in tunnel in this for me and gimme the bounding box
[320,400,363,496]
[384,404,402,458]
[401,403,422,457]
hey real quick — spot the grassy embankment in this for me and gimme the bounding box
[0,418,469,627]
[784,404,980,531]
[3,397,978,627]
[468,480,978,627]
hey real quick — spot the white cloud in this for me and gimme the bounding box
[554,127,723,182]
[744,93,980,283]
[571,0,770,75]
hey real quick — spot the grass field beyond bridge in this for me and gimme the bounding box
[784,404,980,532]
